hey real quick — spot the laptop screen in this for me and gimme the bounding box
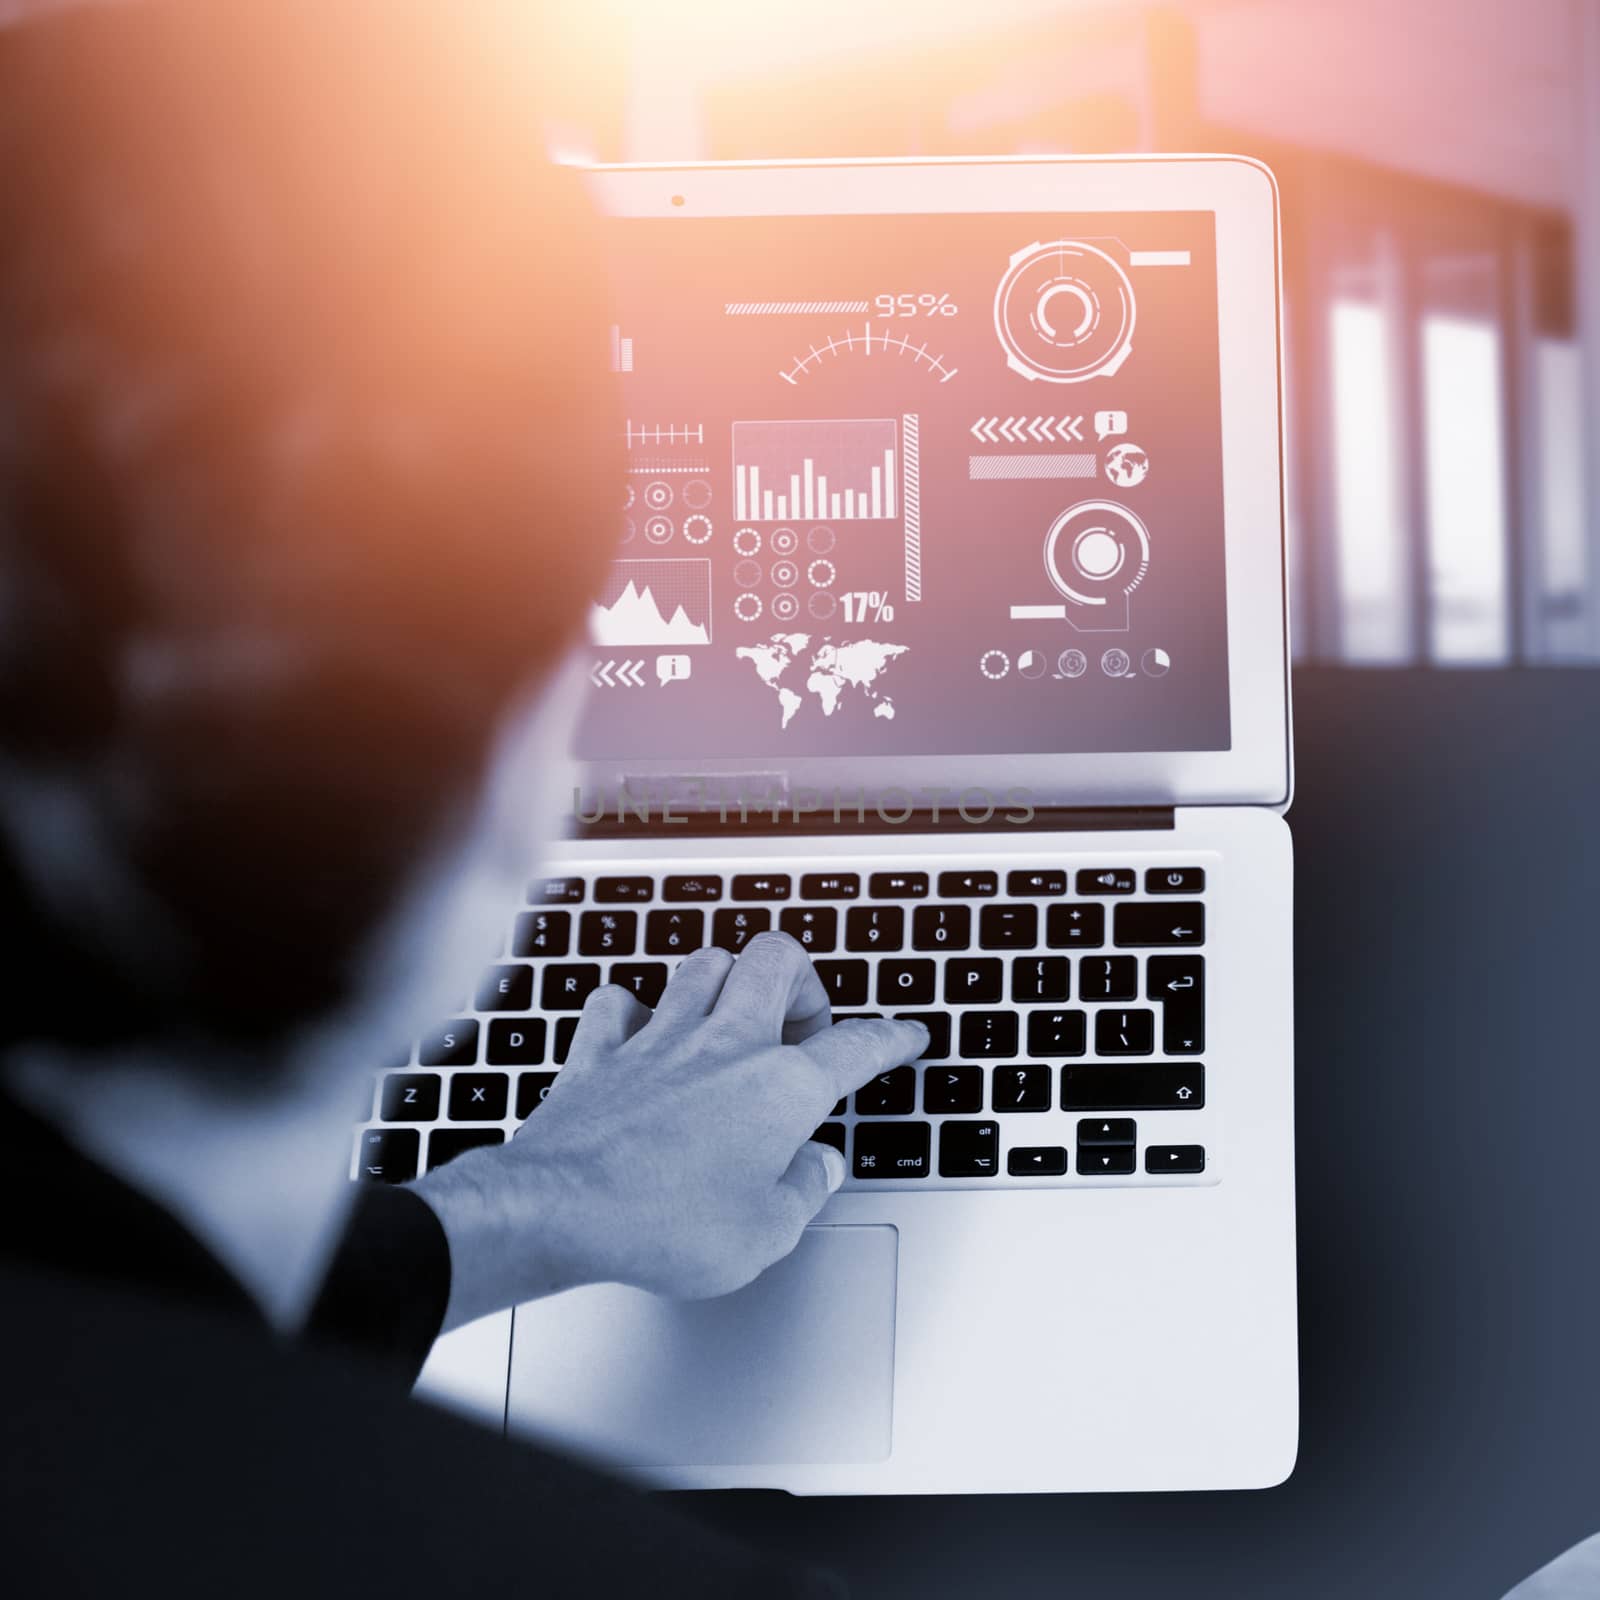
[577,210,1230,760]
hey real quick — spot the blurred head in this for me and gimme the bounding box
[0,1,620,1083]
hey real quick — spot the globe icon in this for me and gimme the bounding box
[1104,442,1150,488]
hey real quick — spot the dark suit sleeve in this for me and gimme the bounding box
[303,1184,450,1384]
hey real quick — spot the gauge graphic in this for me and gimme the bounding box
[1142,647,1172,677]
[733,592,763,623]
[1043,500,1151,632]
[732,527,762,557]
[770,526,799,556]
[733,559,763,589]
[994,240,1136,384]
[644,515,674,545]
[681,479,713,510]
[623,484,636,510]
[979,649,1010,680]
[772,593,800,622]
[620,516,636,546]
[682,514,713,545]
[807,558,836,589]
[807,525,836,554]
[1057,648,1088,679]
[808,591,838,620]
[643,480,674,510]
[1017,649,1047,679]
[1102,648,1132,678]
[770,559,799,590]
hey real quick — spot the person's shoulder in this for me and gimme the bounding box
[0,1261,833,1599]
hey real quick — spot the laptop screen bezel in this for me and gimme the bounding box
[579,156,1291,812]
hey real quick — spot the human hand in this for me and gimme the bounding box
[411,932,928,1331]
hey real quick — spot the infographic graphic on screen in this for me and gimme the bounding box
[578,210,1230,758]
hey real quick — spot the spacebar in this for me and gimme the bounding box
[1060,1063,1205,1110]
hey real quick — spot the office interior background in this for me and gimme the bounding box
[541,0,1600,672]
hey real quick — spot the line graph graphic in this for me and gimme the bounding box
[591,560,712,647]
[779,324,958,386]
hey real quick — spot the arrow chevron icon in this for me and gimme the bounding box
[968,415,1085,444]
[590,658,647,688]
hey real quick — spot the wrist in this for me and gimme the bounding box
[410,1149,589,1332]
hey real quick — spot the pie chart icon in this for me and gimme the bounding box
[1017,649,1047,679]
[1141,648,1172,677]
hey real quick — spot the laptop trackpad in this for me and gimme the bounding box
[511,1224,897,1467]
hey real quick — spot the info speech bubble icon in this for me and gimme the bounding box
[655,653,692,686]
[1094,409,1129,441]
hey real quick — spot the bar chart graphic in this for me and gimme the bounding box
[733,419,898,523]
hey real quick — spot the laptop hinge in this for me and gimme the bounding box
[569,804,1175,841]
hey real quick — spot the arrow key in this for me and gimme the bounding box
[1146,1144,1206,1174]
[1078,1144,1136,1175]
[1006,1145,1068,1177]
[923,1064,982,1114]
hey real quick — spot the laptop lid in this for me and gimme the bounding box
[574,157,1289,813]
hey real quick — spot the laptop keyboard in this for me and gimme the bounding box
[354,855,1216,1191]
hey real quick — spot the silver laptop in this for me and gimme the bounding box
[382,155,1298,1494]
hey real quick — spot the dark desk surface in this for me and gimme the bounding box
[696,667,1600,1599]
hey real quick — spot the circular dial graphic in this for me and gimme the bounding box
[994,240,1136,384]
[1042,500,1151,633]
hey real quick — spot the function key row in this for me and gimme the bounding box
[532,868,1206,906]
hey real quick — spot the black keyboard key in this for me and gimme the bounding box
[1012,956,1069,1003]
[958,1010,1019,1058]
[593,876,653,903]
[1078,1144,1135,1175]
[419,1020,478,1066]
[945,959,1003,1004]
[552,1017,579,1064]
[855,1065,916,1116]
[1077,1117,1136,1146]
[448,1072,509,1121]
[913,904,971,951]
[937,870,997,898]
[816,959,869,1006]
[991,1064,1052,1111]
[1148,954,1205,1054]
[845,905,903,951]
[356,1129,419,1183]
[512,910,570,958]
[662,874,723,902]
[516,1072,558,1117]
[1146,1144,1206,1174]
[979,904,1038,950]
[427,1128,505,1171]
[381,1073,440,1121]
[939,1120,1000,1177]
[578,910,637,956]
[801,872,861,901]
[1147,867,1206,895]
[1026,1008,1086,1057]
[1076,868,1135,895]
[1080,956,1138,1002]
[711,907,770,952]
[531,876,584,904]
[779,906,838,951]
[475,964,533,1013]
[877,959,936,1006]
[1046,903,1105,948]
[541,964,602,1010]
[1115,902,1205,947]
[1061,1062,1205,1111]
[852,1121,931,1179]
[1007,870,1067,897]
[812,1122,847,1156]
[894,1012,952,1059]
[644,908,703,955]
[870,871,929,899]
[610,962,669,1006]
[1007,1145,1067,1177]
[487,1019,545,1064]
[731,873,791,901]
[923,1065,983,1114]
[1095,1008,1155,1055]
